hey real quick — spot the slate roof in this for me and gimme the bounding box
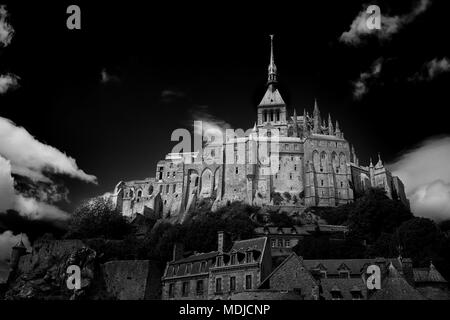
[370,263,425,300]
[413,263,447,284]
[164,251,218,278]
[303,258,402,276]
[320,278,367,300]
[231,237,267,253]
[258,87,285,106]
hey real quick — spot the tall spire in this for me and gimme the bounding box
[267,34,278,86]
[313,98,321,133]
[328,114,334,135]
[303,109,308,136]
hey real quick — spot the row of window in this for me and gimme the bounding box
[216,252,253,267]
[159,184,178,195]
[168,280,205,298]
[171,261,207,276]
[271,238,291,248]
[215,275,252,293]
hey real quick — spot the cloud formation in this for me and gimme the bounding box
[410,57,450,81]
[0,73,19,94]
[0,231,30,262]
[0,5,14,47]
[389,136,450,221]
[0,155,69,221]
[340,0,431,45]
[161,90,186,103]
[190,105,232,142]
[100,68,120,84]
[0,116,97,183]
[352,58,383,99]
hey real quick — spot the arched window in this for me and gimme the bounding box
[137,190,142,198]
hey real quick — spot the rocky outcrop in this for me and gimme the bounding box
[5,239,99,300]
[4,238,162,300]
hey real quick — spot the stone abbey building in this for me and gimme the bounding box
[111,35,409,220]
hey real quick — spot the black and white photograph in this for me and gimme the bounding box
[0,0,450,313]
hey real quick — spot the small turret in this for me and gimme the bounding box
[9,235,27,271]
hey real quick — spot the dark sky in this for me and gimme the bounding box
[1,0,449,211]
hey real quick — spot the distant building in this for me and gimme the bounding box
[111,35,409,221]
[254,225,347,256]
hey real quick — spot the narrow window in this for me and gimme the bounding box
[290,173,293,180]
[200,261,206,272]
[186,263,191,274]
[168,283,175,298]
[196,280,204,296]
[246,252,252,263]
[294,164,297,171]
[245,275,252,290]
[173,184,176,193]
[166,184,169,193]
[216,256,223,267]
[271,239,276,247]
[216,278,222,293]
[230,277,236,292]
[231,254,236,265]
[235,167,239,174]
[182,281,189,297]
[340,181,344,187]
[321,180,324,186]
[278,239,283,247]
[285,239,290,247]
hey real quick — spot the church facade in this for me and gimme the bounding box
[111,36,409,221]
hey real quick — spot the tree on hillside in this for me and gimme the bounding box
[394,217,445,267]
[345,188,413,243]
[65,197,132,240]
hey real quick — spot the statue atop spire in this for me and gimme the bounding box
[267,34,278,86]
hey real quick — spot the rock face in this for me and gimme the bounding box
[4,238,162,300]
[5,239,99,300]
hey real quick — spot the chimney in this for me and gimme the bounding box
[172,242,184,261]
[217,231,224,253]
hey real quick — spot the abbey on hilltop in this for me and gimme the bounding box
[111,35,409,221]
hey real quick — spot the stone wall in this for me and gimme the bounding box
[102,260,162,300]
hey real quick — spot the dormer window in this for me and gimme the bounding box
[339,270,350,278]
[186,263,192,274]
[231,253,237,265]
[200,261,207,272]
[216,255,223,267]
[246,252,252,263]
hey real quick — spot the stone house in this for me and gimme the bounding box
[161,243,218,300]
[208,234,272,300]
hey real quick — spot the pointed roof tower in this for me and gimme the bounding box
[267,34,277,86]
[258,35,285,107]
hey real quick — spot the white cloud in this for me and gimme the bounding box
[410,57,450,81]
[0,231,30,262]
[0,155,69,220]
[191,105,232,142]
[352,58,383,99]
[100,68,120,84]
[340,0,431,45]
[0,73,19,94]
[0,116,97,184]
[0,5,14,47]
[389,136,450,221]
